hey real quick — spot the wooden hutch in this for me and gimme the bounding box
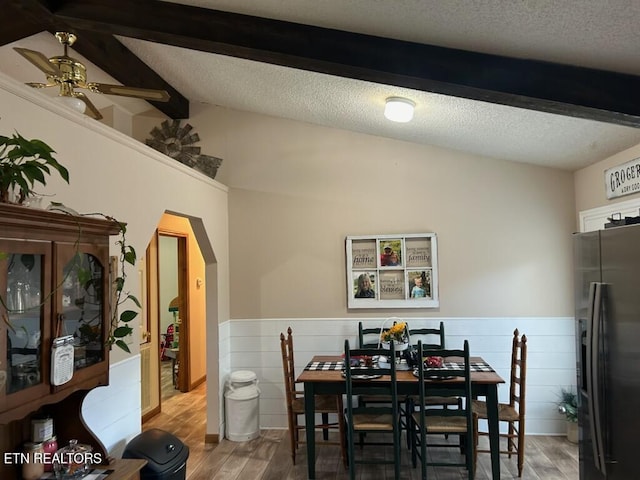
[0,203,141,479]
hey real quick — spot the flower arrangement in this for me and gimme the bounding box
[557,388,578,423]
[380,321,408,343]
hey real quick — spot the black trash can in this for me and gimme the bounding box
[123,428,189,480]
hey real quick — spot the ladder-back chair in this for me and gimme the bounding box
[280,327,347,467]
[472,328,528,477]
[409,340,475,479]
[343,340,402,480]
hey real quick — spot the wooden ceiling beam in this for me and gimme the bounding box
[0,2,50,46]
[44,0,640,127]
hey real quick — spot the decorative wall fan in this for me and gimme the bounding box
[14,32,170,120]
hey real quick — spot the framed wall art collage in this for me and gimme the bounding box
[346,233,439,309]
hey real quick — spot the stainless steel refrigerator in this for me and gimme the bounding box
[574,224,640,480]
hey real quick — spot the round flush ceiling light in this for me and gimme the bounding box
[384,97,415,123]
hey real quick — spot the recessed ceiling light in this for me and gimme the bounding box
[384,97,415,123]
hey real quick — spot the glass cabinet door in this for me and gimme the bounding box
[55,244,109,373]
[0,240,51,406]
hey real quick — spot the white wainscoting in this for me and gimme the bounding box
[82,354,142,458]
[226,317,576,436]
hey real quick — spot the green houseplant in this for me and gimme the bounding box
[557,388,577,422]
[0,131,69,204]
[557,388,578,443]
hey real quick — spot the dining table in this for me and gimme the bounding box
[297,354,505,479]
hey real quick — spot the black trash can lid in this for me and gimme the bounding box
[123,428,188,470]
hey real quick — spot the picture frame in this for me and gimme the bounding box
[346,233,439,309]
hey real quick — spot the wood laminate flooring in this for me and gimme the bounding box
[143,383,579,479]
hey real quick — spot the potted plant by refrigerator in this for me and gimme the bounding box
[557,388,578,443]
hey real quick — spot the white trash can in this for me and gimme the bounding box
[225,370,261,441]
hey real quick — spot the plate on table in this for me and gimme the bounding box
[412,368,455,381]
[341,371,382,380]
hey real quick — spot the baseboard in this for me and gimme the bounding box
[190,375,206,390]
[205,433,219,444]
[141,405,161,424]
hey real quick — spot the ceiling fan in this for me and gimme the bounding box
[14,32,170,120]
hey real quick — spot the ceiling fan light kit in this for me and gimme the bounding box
[13,32,170,120]
[384,97,415,123]
[56,95,87,114]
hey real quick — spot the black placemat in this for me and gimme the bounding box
[304,361,344,371]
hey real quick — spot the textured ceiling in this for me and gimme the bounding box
[2,1,640,171]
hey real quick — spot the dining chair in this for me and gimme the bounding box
[343,340,402,480]
[279,327,347,467]
[404,322,461,446]
[408,322,446,349]
[472,328,527,477]
[409,339,474,480]
[358,321,381,348]
[357,320,407,406]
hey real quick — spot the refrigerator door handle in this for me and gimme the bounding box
[587,281,606,476]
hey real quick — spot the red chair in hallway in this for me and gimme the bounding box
[160,324,174,361]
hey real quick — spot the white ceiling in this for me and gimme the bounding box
[2,0,640,171]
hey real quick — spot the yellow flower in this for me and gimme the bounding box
[381,321,407,343]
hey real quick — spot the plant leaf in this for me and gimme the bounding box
[120,310,138,322]
[115,339,131,353]
[127,294,142,308]
[114,326,133,337]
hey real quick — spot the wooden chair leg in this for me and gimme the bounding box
[287,411,297,464]
[508,421,515,457]
[517,421,525,477]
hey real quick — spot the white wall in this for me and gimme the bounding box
[0,73,229,454]
[171,107,577,320]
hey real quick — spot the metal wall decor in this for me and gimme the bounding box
[145,119,222,179]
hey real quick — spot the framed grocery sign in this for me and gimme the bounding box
[346,233,439,309]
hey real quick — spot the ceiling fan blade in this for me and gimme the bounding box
[88,82,170,102]
[14,47,63,78]
[74,92,103,120]
[25,82,55,89]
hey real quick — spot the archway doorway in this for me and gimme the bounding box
[141,212,209,422]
